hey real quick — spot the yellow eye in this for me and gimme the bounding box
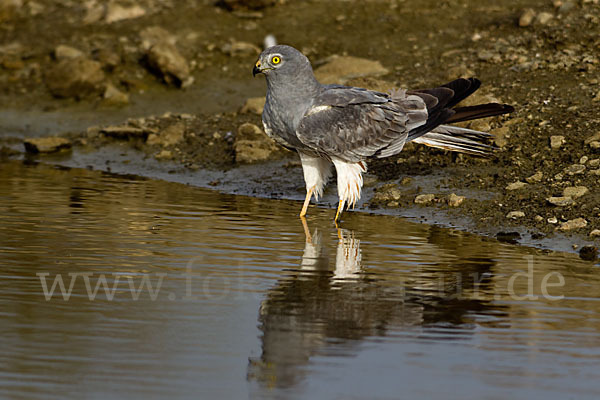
[271,56,281,64]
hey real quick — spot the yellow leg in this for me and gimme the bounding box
[299,186,315,217]
[334,199,344,223]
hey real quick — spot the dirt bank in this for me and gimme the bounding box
[1,0,599,255]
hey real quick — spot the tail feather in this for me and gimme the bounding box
[411,125,496,156]
[446,103,515,124]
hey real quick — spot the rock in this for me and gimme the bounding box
[373,184,402,203]
[105,3,145,24]
[139,26,176,51]
[536,12,554,25]
[314,55,389,85]
[154,150,173,160]
[547,217,558,224]
[446,193,465,207]
[83,0,104,24]
[93,48,121,70]
[101,125,155,139]
[218,0,276,10]
[526,171,543,183]
[549,135,565,149]
[558,1,575,14]
[24,137,71,153]
[563,186,588,199]
[564,164,585,175]
[579,245,598,261]
[547,196,574,206]
[145,42,192,87]
[146,122,185,147]
[222,40,260,57]
[103,83,129,106]
[506,211,525,219]
[491,126,509,147]
[589,159,600,168]
[590,229,600,238]
[45,57,105,99]
[584,133,600,145]
[519,8,536,27]
[506,181,527,190]
[234,122,281,163]
[559,218,587,231]
[590,141,600,150]
[414,194,436,204]
[240,96,265,115]
[496,231,521,244]
[54,45,84,60]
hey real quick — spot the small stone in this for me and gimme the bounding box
[145,42,192,87]
[105,3,146,23]
[590,229,600,238]
[506,181,527,190]
[563,186,588,199]
[54,44,83,60]
[23,137,71,153]
[547,196,574,206]
[579,156,589,164]
[139,26,176,51]
[234,122,281,163]
[547,217,558,224]
[155,150,173,160]
[519,8,536,27]
[240,96,266,115]
[589,141,600,150]
[414,194,436,204]
[387,201,399,207]
[579,246,598,261]
[536,12,554,25]
[373,184,402,203]
[550,135,565,149]
[559,218,587,231]
[534,215,544,222]
[103,83,129,106]
[101,125,155,139]
[45,57,105,99]
[584,133,600,145]
[491,126,509,148]
[506,211,525,219]
[564,164,586,175]
[446,193,465,207]
[526,171,543,183]
[222,40,260,57]
[589,159,600,167]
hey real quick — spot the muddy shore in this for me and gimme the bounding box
[1,0,599,257]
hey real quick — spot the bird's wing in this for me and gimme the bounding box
[296,87,429,162]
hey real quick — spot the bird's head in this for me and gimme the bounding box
[253,45,314,81]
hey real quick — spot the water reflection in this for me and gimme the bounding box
[249,219,507,390]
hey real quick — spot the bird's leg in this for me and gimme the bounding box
[334,199,344,223]
[299,185,315,217]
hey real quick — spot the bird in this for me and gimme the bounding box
[252,45,514,222]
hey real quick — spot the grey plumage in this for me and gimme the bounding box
[253,45,514,220]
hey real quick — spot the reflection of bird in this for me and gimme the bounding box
[253,45,514,221]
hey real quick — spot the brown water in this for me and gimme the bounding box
[1,160,599,399]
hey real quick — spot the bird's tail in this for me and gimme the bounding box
[411,125,495,156]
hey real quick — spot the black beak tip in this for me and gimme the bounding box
[252,65,261,77]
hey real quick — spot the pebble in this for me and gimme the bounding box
[564,164,586,175]
[105,3,146,24]
[519,9,536,27]
[154,150,173,160]
[536,12,554,25]
[446,193,465,207]
[506,181,527,190]
[547,196,574,206]
[589,159,600,167]
[562,186,588,199]
[222,40,260,57]
[590,229,600,238]
[54,44,83,60]
[240,97,265,115]
[559,218,587,231]
[548,217,558,224]
[23,137,71,153]
[414,194,436,204]
[579,245,598,261]
[103,83,129,106]
[506,211,525,219]
[146,42,192,87]
[45,57,105,98]
[550,135,565,149]
[234,122,281,163]
[526,171,543,183]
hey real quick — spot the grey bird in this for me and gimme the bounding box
[252,45,514,222]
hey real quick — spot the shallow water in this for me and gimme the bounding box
[0,160,599,399]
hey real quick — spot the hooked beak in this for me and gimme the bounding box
[253,60,262,77]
